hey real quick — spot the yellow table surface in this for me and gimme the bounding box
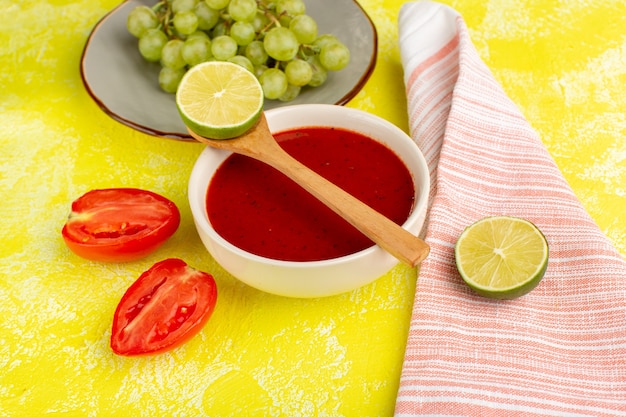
[1,0,625,415]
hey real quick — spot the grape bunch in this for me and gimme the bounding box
[126,0,351,101]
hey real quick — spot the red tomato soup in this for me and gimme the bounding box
[206,127,415,262]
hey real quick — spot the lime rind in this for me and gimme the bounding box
[454,216,549,300]
[461,258,548,300]
[176,61,264,140]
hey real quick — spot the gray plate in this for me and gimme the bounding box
[80,0,378,140]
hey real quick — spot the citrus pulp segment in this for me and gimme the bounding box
[454,216,549,299]
[176,61,264,139]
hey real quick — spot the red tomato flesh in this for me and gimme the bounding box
[62,188,180,262]
[110,258,217,356]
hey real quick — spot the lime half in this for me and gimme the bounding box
[176,61,264,139]
[455,216,549,299]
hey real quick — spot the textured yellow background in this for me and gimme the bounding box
[1,0,624,416]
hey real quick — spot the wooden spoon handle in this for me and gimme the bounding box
[261,143,430,267]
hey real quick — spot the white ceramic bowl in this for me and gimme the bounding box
[188,104,430,298]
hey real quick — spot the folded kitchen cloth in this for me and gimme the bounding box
[395,2,626,416]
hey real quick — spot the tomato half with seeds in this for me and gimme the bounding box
[111,258,218,356]
[62,188,180,262]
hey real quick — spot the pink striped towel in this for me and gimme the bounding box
[395,2,626,416]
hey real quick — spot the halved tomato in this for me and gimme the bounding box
[62,188,180,262]
[111,258,217,356]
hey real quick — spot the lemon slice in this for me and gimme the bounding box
[455,216,549,299]
[176,61,264,139]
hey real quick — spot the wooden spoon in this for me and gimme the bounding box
[187,113,430,267]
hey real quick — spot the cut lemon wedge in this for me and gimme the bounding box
[176,61,264,139]
[455,216,549,299]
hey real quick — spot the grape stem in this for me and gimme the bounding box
[256,0,283,29]
[148,0,177,39]
[151,0,166,13]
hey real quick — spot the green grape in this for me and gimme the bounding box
[306,55,327,87]
[263,27,299,62]
[158,66,186,93]
[129,0,350,99]
[276,0,305,26]
[259,68,288,99]
[251,12,270,33]
[127,6,158,38]
[227,55,254,72]
[211,21,228,37]
[276,0,306,15]
[230,21,255,46]
[278,84,301,102]
[278,16,291,27]
[172,0,198,13]
[211,35,238,60]
[195,2,220,30]
[289,15,317,45]
[187,30,210,40]
[313,34,340,50]
[228,0,257,22]
[173,11,199,35]
[284,59,312,86]
[138,28,168,62]
[253,64,268,78]
[205,0,230,9]
[319,41,350,71]
[244,40,268,66]
[182,36,212,66]
[161,39,187,69]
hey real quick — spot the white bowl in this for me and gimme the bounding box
[188,104,430,298]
